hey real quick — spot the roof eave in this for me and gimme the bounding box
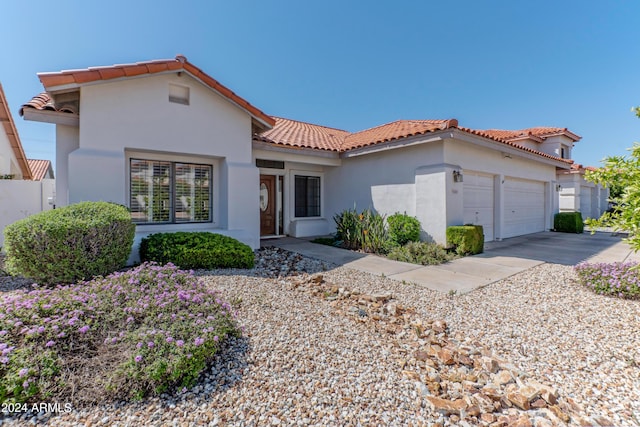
[340,131,447,158]
[450,128,573,169]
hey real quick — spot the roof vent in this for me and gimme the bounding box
[175,54,187,63]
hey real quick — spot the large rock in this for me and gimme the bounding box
[425,396,467,415]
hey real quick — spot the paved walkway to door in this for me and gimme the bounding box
[262,231,639,294]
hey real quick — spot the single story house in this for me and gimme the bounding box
[0,83,56,247]
[19,55,606,259]
[0,83,32,180]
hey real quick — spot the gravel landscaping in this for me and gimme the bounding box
[1,248,639,426]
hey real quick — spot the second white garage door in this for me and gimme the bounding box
[503,178,546,239]
[463,172,495,242]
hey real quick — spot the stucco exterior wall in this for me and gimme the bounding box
[67,73,259,255]
[443,139,558,182]
[0,128,22,179]
[557,172,608,220]
[0,179,55,247]
[324,141,445,240]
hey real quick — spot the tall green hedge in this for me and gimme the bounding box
[446,225,484,255]
[139,232,254,269]
[3,202,135,285]
[554,212,584,233]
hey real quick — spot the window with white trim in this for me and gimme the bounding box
[294,175,321,217]
[130,159,212,224]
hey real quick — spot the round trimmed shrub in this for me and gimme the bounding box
[139,232,254,269]
[387,213,421,246]
[3,201,135,285]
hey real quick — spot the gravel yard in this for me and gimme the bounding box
[1,248,639,426]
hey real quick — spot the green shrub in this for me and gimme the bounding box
[139,232,254,269]
[387,241,455,265]
[3,202,135,285]
[0,263,240,404]
[387,213,421,246]
[333,207,388,253]
[554,212,584,233]
[446,225,484,255]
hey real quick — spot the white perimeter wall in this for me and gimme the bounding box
[0,179,55,248]
[65,73,259,258]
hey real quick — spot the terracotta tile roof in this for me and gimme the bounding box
[32,55,274,129]
[256,117,573,164]
[458,126,574,164]
[256,117,349,151]
[0,83,32,179]
[479,127,581,142]
[570,163,598,172]
[343,119,458,151]
[27,159,53,180]
[20,92,76,115]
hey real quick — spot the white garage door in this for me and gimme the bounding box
[463,172,494,242]
[503,178,546,238]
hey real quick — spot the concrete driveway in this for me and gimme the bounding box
[263,231,639,294]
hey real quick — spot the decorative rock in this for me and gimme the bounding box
[477,356,500,374]
[480,413,496,424]
[548,405,570,423]
[436,348,455,365]
[425,396,467,415]
[431,320,447,333]
[506,392,530,410]
[309,274,324,283]
[493,370,514,386]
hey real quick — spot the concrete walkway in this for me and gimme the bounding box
[262,231,639,294]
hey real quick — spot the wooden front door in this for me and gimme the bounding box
[260,175,276,235]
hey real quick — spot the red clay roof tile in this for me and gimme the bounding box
[36,55,274,128]
[257,117,349,151]
[26,159,53,181]
[343,119,457,150]
[256,117,573,164]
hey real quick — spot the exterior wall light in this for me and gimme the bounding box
[453,170,464,183]
[556,184,562,192]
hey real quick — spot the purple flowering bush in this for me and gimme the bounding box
[574,261,640,299]
[0,263,240,404]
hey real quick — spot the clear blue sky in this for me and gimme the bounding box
[2,1,639,168]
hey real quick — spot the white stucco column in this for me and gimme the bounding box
[414,163,463,244]
[55,125,80,207]
[224,161,260,249]
[494,174,504,240]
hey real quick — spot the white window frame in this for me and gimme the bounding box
[126,150,219,225]
[290,170,324,219]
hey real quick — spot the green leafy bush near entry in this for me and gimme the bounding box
[554,212,584,233]
[3,202,135,285]
[139,232,254,269]
[446,225,484,255]
[387,213,421,246]
[0,263,240,404]
[387,241,455,265]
